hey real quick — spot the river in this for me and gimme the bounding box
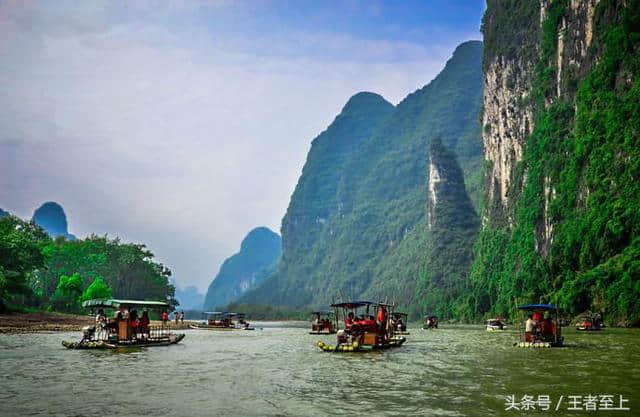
[1,323,638,416]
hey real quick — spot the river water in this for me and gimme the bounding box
[1,323,638,416]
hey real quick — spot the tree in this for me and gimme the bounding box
[80,276,113,302]
[0,216,50,311]
[51,273,83,312]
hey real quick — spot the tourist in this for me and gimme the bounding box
[140,311,150,338]
[525,314,537,342]
[345,312,354,329]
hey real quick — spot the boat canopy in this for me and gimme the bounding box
[330,301,374,309]
[517,303,558,311]
[204,311,237,317]
[82,299,169,309]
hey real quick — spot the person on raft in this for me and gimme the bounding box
[139,311,151,338]
[525,314,539,342]
[377,305,388,341]
[345,312,355,329]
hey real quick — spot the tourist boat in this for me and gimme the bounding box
[486,318,506,331]
[423,315,438,329]
[189,312,254,330]
[391,312,410,335]
[515,303,564,348]
[62,299,185,349]
[310,310,336,334]
[576,312,603,331]
[316,301,406,353]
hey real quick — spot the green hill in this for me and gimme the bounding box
[241,41,483,312]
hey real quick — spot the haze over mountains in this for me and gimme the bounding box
[203,227,281,310]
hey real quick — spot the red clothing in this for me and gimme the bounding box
[161,312,169,321]
[377,306,386,323]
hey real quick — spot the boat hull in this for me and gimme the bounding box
[62,334,185,349]
[316,336,406,353]
[190,324,255,331]
[486,326,506,331]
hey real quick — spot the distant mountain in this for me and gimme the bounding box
[174,285,205,311]
[240,41,483,312]
[32,202,76,240]
[0,208,8,218]
[203,227,281,310]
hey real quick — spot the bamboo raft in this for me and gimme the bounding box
[62,333,185,349]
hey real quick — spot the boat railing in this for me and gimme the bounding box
[89,323,174,342]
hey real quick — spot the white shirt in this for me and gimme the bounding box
[525,318,537,332]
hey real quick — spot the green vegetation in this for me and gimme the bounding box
[203,227,281,310]
[416,139,479,319]
[467,0,640,326]
[242,41,483,314]
[224,302,307,321]
[0,216,49,311]
[0,214,176,313]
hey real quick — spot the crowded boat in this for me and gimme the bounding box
[391,312,410,335]
[62,299,185,349]
[515,304,564,347]
[576,312,604,331]
[486,317,506,331]
[423,315,438,329]
[190,311,254,330]
[310,311,336,334]
[316,301,406,352]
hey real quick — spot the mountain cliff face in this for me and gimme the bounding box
[0,208,8,218]
[242,41,483,311]
[418,139,479,317]
[32,202,76,240]
[203,227,281,310]
[469,0,640,325]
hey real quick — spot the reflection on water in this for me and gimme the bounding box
[1,324,638,416]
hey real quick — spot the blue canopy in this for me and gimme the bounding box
[517,303,558,311]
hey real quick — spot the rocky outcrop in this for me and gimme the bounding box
[482,0,601,237]
[32,202,76,240]
[419,139,479,313]
[471,0,640,324]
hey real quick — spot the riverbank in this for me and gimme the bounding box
[0,312,194,333]
[0,312,93,334]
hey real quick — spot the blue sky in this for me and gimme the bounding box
[0,0,485,293]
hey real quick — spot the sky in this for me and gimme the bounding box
[0,0,485,293]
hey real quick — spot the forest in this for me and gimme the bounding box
[0,214,176,313]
